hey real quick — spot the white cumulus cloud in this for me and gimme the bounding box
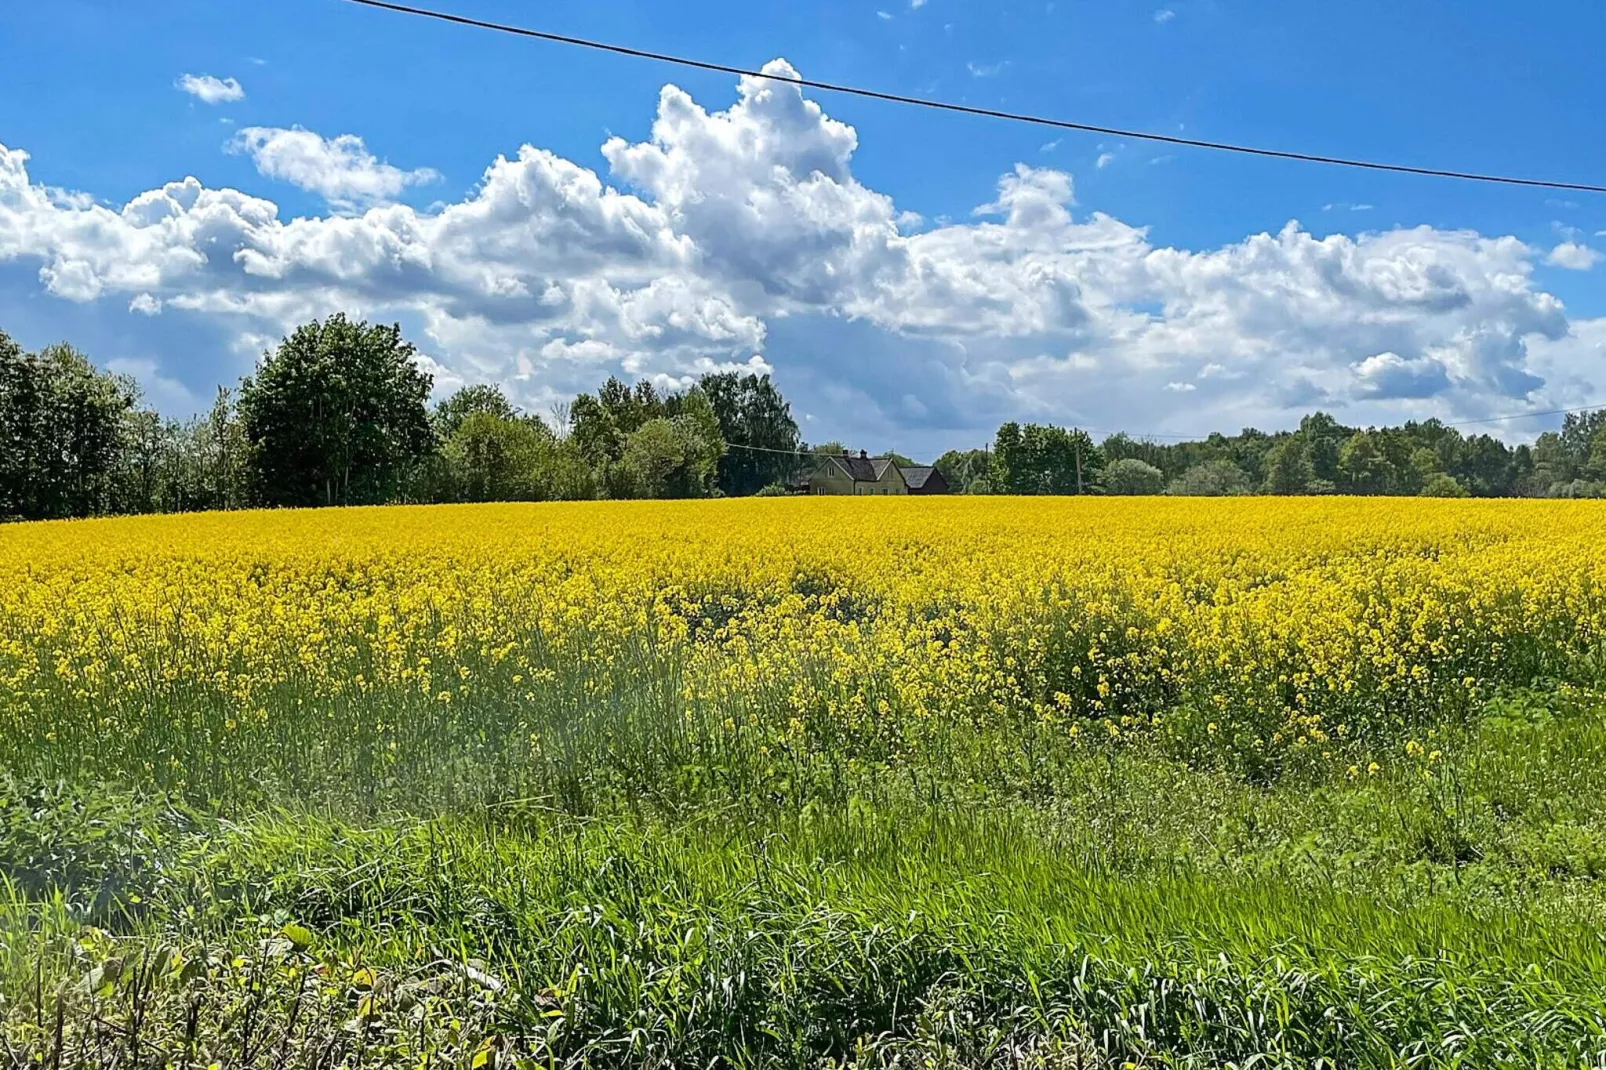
[229,127,440,209]
[1350,352,1452,399]
[176,74,244,104]
[1547,241,1601,271]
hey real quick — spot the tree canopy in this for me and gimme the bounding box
[238,315,434,507]
[698,372,801,496]
[0,334,135,520]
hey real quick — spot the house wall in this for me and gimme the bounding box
[860,467,908,495]
[807,466,856,494]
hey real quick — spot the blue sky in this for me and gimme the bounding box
[2,0,1603,456]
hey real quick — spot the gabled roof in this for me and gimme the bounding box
[901,465,939,489]
[818,454,905,484]
[837,456,879,481]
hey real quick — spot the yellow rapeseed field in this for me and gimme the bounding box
[3,497,1605,796]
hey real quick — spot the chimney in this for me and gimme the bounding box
[841,448,851,459]
[859,449,868,459]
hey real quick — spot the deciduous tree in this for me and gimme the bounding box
[238,315,434,507]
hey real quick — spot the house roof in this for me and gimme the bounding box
[819,454,905,484]
[902,465,939,489]
[837,456,879,481]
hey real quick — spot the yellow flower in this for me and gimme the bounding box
[1,496,1601,792]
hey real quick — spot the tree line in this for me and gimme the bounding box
[935,410,1606,498]
[6,314,1606,521]
[0,316,803,522]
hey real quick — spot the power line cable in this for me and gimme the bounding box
[341,0,1606,194]
[1441,402,1606,429]
[725,441,816,456]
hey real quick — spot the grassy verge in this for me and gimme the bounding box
[6,689,1606,1067]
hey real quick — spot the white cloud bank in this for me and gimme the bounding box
[2,60,1602,437]
[176,74,244,104]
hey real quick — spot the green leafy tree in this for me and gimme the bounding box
[991,423,1025,493]
[1526,431,1572,494]
[1300,412,1348,484]
[440,412,551,502]
[112,387,246,515]
[1586,424,1606,481]
[699,372,802,496]
[115,407,177,514]
[198,386,248,511]
[238,315,434,507]
[1420,472,1469,498]
[668,387,726,497]
[932,448,993,494]
[1336,432,1396,495]
[615,389,726,499]
[569,378,726,498]
[433,384,519,438]
[1103,457,1165,495]
[1449,434,1514,497]
[1560,410,1606,472]
[568,393,626,474]
[531,439,597,501]
[591,375,663,437]
[1100,432,1169,472]
[620,418,684,498]
[1551,478,1605,499]
[1166,459,1252,496]
[149,386,248,513]
[1506,443,1536,497]
[1409,447,1446,486]
[1261,437,1315,495]
[0,335,136,520]
[991,422,1102,494]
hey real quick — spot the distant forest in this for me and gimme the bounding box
[937,410,1606,499]
[3,314,1604,522]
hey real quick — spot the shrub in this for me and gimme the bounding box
[1103,458,1165,496]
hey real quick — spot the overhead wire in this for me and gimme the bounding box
[1440,402,1606,429]
[340,0,1606,194]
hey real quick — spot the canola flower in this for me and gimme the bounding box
[3,497,1605,801]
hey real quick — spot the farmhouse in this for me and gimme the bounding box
[796,449,950,495]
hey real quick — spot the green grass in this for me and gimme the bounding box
[7,789,1606,1068]
[7,685,1606,1066]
